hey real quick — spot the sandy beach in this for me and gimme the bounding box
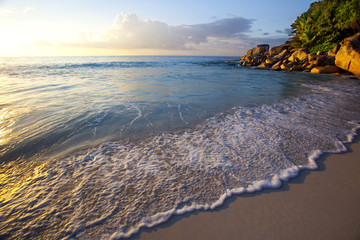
[133,136,360,240]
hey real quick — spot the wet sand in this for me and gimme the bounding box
[132,137,360,240]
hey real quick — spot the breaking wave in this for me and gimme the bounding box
[1,76,359,239]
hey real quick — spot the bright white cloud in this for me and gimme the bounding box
[0,6,34,20]
[102,13,187,49]
[0,7,14,23]
[75,13,255,51]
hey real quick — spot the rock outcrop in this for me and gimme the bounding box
[335,32,360,76]
[235,40,357,76]
[288,48,309,62]
[269,44,290,56]
[310,65,341,74]
[247,44,270,56]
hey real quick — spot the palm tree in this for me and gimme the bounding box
[291,9,320,49]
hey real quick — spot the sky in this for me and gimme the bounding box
[0,0,316,57]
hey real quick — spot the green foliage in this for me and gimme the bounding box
[290,0,360,52]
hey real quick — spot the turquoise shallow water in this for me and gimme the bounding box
[0,56,360,239]
[0,56,308,160]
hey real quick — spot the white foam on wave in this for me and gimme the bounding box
[83,110,109,128]
[1,80,360,240]
[129,105,142,126]
[99,89,360,239]
[178,104,189,125]
[108,82,360,239]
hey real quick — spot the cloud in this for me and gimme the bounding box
[0,6,35,23]
[77,13,254,51]
[276,28,292,36]
[58,13,289,56]
[0,6,34,15]
[22,7,35,14]
[173,17,253,43]
[0,7,14,16]
[99,13,185,49]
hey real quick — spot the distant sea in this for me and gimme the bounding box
[1,56,360,239]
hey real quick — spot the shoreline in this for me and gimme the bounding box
[131,134,360,240]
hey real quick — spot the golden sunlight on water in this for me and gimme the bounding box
[0,159,45,206]
[0,108,14,146]
[0,105,33,156]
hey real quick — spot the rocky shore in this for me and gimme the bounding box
[230,33,360,77]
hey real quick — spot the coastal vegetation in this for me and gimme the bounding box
[290,0,360,52]
[235,0,360,77]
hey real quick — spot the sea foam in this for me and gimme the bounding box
[1,57,360,239]
[2,77,360,240]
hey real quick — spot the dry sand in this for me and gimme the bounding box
[131,137,360,240]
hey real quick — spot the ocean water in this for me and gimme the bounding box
[0,56,359,239]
